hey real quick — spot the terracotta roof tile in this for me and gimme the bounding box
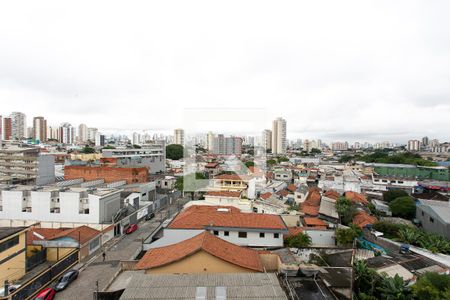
[135,231,263,272]
[169,205,287,230]
[286,227,304,237]
[301,205,320,216]
[303,217,327,228]
[276,189,289,197]
[205,162,219,168]
[323,190,340,200]
[205,191,242,198]
[27,226,100,245]
[353,211,377,228]
[260,192,273,200]
[345,191,369,205]
[287,184,297,193]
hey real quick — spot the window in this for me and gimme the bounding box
[238,232,247,238]
[224,231,229,236]
[421,211,424,216]
[430,217,434,223]
[0,236,19,253]
[213,230,219,236]
[259,232,265,238]
[274,233,279,239]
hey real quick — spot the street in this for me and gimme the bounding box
[56,203,178,300]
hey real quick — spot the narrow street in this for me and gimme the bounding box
[56,200,184,300]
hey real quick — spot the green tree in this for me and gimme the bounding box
[266,159,277,166]
[284,232,312,248]
[412,272,450,300]
[102,145,116,150]
[397,227,422,244]
[80,146,95,154]
[245,161,255,168]
[336,197,357,225]
[132,144,142,149]
[354,260,380,297]
[383,190,409,203]
[166,144,184,160]
[336,224,361,246]
[378,274,410,300]
[175,172,207,199]
[277,156,289,163]
[389,196,416,219]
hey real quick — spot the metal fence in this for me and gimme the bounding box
[1,250,79,300]
[26,248,47,272]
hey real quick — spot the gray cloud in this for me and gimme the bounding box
[0,0,449,143]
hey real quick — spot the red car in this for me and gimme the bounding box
[35,288,55,300]
[124,224,138,234]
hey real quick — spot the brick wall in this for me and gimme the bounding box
[65,165,149,184]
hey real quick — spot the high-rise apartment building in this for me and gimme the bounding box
[78,124,88,143]
[407,140,421,151]
[174,128,184,145]
[212,135,242,155]
[271,117,286,154]
[422,136,429,147]
[87,128,98,142]
[207,132,215,152]
[262,129,272,151]
[10,112,27,140]
[59,123,75,144]
[32,116,47,142]
[2,117,12,140]
[331,141,349,151]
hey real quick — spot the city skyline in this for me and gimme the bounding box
[1,1,449,142]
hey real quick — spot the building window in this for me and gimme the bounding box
[274,233,279,239]
[259,232,265,238]
[421,211,424,216]
[238,232,247,238]
[224,231,229,236]
[430,217,434,223]
[0,236,19,253]
[213,230,219,236]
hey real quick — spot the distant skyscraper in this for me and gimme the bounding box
[207,132,215,152]
[78,124,88,142]
[10,112,27,140]
[272,117,287,155]
[174,128,184,145]
[33,116,47,142]
[95,132,105,146]
[87,128,98,142]
[2,117,12,140]
[59,123,75,144]
[212,134,242,155]
[422,136,429,147]
[0,115,2,147]
[132,132,141,145]
[262,129,272,151]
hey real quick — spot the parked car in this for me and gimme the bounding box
[125,224,138,234]
[54,269,79,291]
[35,288,56,300]
[0,284,21,296]
[145,212,155,221]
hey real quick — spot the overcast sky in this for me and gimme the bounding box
[0,0,449,143]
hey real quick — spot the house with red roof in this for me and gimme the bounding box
[352,210,377,228]
[145,205,288,249]
[28,225,102,260]
[136,231,264,274]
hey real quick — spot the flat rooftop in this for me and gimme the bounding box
[0,227,27,240]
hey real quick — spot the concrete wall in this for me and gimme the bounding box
[37,155,55,185]
[65,165,149,184]
[145,250,258,274]
[0,231,26,282]
[416,205,450,239]
[304,229,336,247]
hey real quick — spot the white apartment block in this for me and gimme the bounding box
[174,128,184,145]
[102,142,166,174]
[407,140,421,151]
[272,117,287,155]
[10,112,27,140]
[0,185,122,228]
[59,123,75,144]
[78,123,88,142]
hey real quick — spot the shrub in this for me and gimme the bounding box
[389,196,416,219]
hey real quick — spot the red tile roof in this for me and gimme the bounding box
[287,184,297,193]
[304,189,321,206]
[286,227,304,237]
[303,217,327,228]
[168,205,287,230]
[345,191,369,205]
[260,192,273,200]
[27,226,100,245]
[323,190,340,200]
[248,166,264,175]
[301,205,320,216]
[205,162,219,168]
[352,211,377,228]
[135,231,263,272]
[205,191,241,198]
[276,189,289,197]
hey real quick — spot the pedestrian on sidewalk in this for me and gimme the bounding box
[102,251,106,262]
